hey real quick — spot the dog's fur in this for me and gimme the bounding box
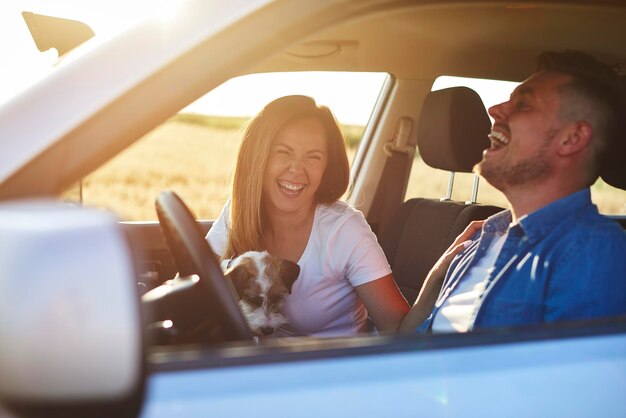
[224,251,300,336]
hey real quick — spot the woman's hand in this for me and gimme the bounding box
[429,220,483,283]
[398,220,484,333]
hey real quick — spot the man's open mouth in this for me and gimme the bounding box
[488,129,510,149]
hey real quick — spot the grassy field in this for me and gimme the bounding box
[74,115,625,220]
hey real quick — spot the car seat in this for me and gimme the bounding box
[379,87,504,304]
[599,104,626,230]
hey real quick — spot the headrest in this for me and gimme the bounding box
[599,102,626,189]
[416,87,491,173]
[600,136,626,189]
[599,74,626,190]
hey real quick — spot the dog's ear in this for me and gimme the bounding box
[280,260,300,292]
[224,260,255,298]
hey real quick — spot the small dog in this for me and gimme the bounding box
[223,251,300,336]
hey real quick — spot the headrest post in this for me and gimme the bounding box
[467,173,480,204]
[441,171,455,201]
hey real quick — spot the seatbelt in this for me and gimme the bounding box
[370,117,415,235]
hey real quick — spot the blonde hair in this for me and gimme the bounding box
[224,95,349,259]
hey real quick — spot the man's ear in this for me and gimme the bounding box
[557,121,592,157]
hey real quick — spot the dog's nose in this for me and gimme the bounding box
[259,326,274,335]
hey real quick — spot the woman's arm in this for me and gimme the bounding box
[356,275,410,334]
[398,220,484,333]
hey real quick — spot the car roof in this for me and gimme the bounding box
[1,0,625,200]
[256,1,626,81]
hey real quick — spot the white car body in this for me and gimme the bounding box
[0,1,625,417]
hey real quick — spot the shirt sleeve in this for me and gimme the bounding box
[206,200,230,258]
[331,208,392,287]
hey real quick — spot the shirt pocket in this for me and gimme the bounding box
[479,297,543,328]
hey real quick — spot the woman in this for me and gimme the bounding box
[207,95,410,337]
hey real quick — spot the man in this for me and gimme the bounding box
[401,50,626,333]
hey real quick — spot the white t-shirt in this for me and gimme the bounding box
[206,200,392,337]
[431,231,508,333]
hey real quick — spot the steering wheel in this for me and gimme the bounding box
[154,190,252,343]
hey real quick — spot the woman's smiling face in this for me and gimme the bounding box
[262,117,328,218]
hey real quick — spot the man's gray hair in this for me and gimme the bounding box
[534,50,623,185]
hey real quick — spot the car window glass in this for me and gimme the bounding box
[405,76,626,215]
[63,72,388,220]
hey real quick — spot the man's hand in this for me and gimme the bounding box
[398,220,484,333]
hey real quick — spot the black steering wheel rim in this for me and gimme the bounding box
[155,190,252,342]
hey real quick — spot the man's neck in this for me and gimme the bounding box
[504,178,585,223]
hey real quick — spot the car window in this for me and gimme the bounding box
[405,76,626,215]
[63,71,388,220]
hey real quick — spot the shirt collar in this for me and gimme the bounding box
[480,188,594,244]
[517,188,594,244]
[483,209,512,235]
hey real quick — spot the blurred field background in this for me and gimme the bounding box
[73,115,625,220]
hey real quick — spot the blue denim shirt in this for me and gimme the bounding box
[418,188,626,333]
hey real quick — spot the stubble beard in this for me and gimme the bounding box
[475,135,554,192]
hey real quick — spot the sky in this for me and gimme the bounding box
[182,72,389,125]
[1,0,175,109]
[1,1,518,125]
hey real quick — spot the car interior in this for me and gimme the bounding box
[5,1,626,348]
[138,87,625,348]
[139,85,509,345]
[377,86,505,304]
[120,1,626,347]
[2,3,626,417]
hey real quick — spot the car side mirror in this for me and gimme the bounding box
[21,11,95,58]
[0,201,145,418]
